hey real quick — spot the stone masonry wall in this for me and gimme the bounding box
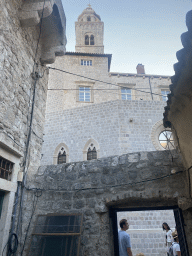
[20,150,188,256]
[0,0,49,166]
[117,210,176,256]
[0,0,49,253]
[45,54,171,114]
[41,100,166,165]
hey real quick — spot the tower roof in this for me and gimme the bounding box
[77,4,101,21]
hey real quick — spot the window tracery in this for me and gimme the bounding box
[84,35,94,45]
[53,143,69,164]
[151,120,175,151]
[83,139,100,161]
[87,144,97,160]
[57,147,66,164]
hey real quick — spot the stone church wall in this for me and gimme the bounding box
[41,100,166,165]
[20,150,187,256]
[117,210,175,256]
[46,54,171,114]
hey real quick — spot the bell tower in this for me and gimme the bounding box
[75,5,104,54]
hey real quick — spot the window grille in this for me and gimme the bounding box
[85,35,89,45]
[121,88,132,100]
[79,87,91,102]
[90,35,94,45]
[159,130,174,149]
[161,90,170,101]
[0,156,13,181]
[58,151,66,164]
[81,60,92,66]
[28,214,83,256]
[87,147,97,160]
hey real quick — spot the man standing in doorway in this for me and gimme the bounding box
[118,219,133,256]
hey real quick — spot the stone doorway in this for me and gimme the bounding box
[110,206,189,256]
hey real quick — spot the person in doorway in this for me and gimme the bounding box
[118,219,133,256]
[172,231,181,256]
[162,222,173,251]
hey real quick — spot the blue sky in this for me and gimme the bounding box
[61,0,192,76]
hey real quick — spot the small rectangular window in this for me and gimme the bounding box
[161,90,170,101]
[0,156,13,181]
[28,214,83,256]
[81,60,92,66]
[121,88,132,100]
[79,87,91,102]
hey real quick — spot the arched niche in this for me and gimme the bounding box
[82,139,100,161]
[53,143,69,164]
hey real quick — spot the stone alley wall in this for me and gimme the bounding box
[19,150,189,256]
[0,0,49,166]
[0,0,66,254]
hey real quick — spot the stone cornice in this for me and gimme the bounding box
[19,0,66,64]
[65,51,112,71]
[110,72,170,79]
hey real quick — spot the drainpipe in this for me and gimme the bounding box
[6,181,21,256]
[10,182,21,234]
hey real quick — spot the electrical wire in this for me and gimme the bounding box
[2,131,23,149]
[48,87,155,99]
[24,169,184,193]
[47,88,154,91]
[7,233,18,254]
[15,72,39,256]
[48,67,167,98]
[13,0,47,253]
[32,0,47,74]
[32,130,44,142]
[187,166,192,199]
[20,189,42,256]
[1,241,8,256]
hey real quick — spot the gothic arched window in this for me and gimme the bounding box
[87,146,97,160]
[85,35,89,45]
[57,147,66,164]
[90,35,94,45]
[87,16,91,21]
